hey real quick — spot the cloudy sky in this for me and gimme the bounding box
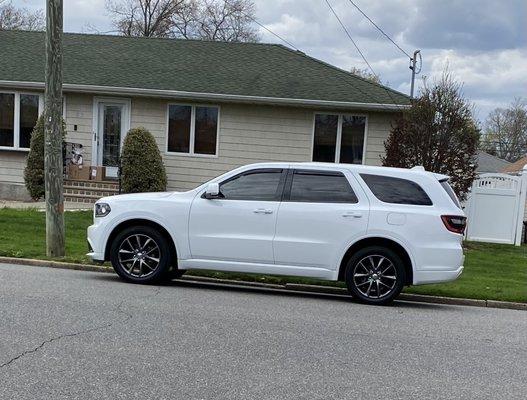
[12,0,527,122]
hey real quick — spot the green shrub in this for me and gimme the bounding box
[120,127,167,193]
[23,116,66,200]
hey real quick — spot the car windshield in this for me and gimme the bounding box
[440,179,461,208]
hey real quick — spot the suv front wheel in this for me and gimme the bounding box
[110,225,171,284]
[345,246,406,305]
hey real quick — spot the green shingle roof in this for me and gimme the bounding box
[0,30,410,107]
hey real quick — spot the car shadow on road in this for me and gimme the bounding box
[90,273,448,310]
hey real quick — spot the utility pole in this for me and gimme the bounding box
[44,0,65,257]
[409,49,421,98]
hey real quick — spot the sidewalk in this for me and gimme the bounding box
[0,200,92,210]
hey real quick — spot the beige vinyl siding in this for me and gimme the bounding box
[64,94,94,165]
[131,99,315,191]
[0,151,27,184]
[0,91,398,198]
[364,112,395,166]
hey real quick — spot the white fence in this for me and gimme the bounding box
[465,167,527,246]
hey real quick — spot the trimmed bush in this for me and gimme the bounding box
[120,127,167,193]
[23,116,66,200]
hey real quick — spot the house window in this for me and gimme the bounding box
[0,92,42,150]
[167,104,219,156]
[312,113,366,164]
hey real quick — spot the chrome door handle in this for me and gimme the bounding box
[342,211,362,218]
[253,208,273,214]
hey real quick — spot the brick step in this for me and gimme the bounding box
[64,193,106,204]
[64,179,119,190]
[64,189,119,199]
[64,184,119,193]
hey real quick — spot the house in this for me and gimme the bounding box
[501,155,527,175]
[0,30,410,201]
[475,150,511,174]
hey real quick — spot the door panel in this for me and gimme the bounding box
[189,198,279,263]
[273,170,369,270]
[188,168,286,264]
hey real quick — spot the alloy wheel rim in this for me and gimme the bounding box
[353,255,397,299]
[118,234,161,278]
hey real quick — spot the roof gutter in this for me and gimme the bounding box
[0,80,410,111]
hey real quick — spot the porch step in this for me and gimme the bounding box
[64,179,120,204]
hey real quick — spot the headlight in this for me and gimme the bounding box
[95,203,111,217]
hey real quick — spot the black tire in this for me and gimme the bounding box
[345,246,406,305]
[110,225,172,284]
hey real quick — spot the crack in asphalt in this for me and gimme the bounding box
[0,300,132,369]
[0,283,163,369]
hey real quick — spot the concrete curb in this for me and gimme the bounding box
[1,256,525,311]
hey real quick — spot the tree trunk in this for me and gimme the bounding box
[44,0,65,257]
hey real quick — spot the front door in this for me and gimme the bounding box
[188,168,287,264]
[94,100,129,178]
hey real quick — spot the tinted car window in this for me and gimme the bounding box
[360,174,432,205]
[440,180,461,208]
[220,170,283,201]
[289,171,358,203]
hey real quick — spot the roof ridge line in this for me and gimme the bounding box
[1,29,283,48]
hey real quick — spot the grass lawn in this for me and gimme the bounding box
[0,207,525,302]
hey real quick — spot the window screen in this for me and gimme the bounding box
[167,105,191,153]
[194,106,218,155]
[19,94,39,148]
[289,171,358,203]
[220,170,283,201]
[360,174,432,205]
[312,114,338,162]
[0,93,15,147]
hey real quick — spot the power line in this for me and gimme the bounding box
[224,0,299,51]
[324,0,406,108]
[324,0,379,80]
[347,0,412,59]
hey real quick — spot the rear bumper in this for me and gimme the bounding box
[414,265,464,285]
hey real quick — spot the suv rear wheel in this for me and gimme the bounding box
[345,246,405,305]
[110,225,171,283]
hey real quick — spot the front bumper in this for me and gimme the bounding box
[87,223,106,261]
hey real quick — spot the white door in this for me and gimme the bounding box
[188,168,286,264]
[93,99,130,178]
[273,169,369,271]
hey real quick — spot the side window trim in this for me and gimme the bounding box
[283,168,358,203]
[217,168,287,202]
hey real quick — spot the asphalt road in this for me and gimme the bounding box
[1,263,526,399]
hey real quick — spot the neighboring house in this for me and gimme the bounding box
[501,155,527,175]
[0,30,410,201]
[475,150,511,174]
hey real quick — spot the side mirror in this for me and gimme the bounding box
[204,182,221,199]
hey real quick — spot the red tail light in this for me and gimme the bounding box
[441,215,467,234]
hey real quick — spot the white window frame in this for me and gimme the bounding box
[311,112,368,164]
[166,103,220,158]
[0,91,44,151]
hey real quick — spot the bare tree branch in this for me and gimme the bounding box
[0,1,45,31]
[106,0,259,42]
[480,98,527,162]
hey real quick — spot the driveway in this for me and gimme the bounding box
[1,263,526,399]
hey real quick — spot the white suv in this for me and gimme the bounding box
[87,163,466,305]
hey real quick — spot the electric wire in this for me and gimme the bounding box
[347,0,412,59]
